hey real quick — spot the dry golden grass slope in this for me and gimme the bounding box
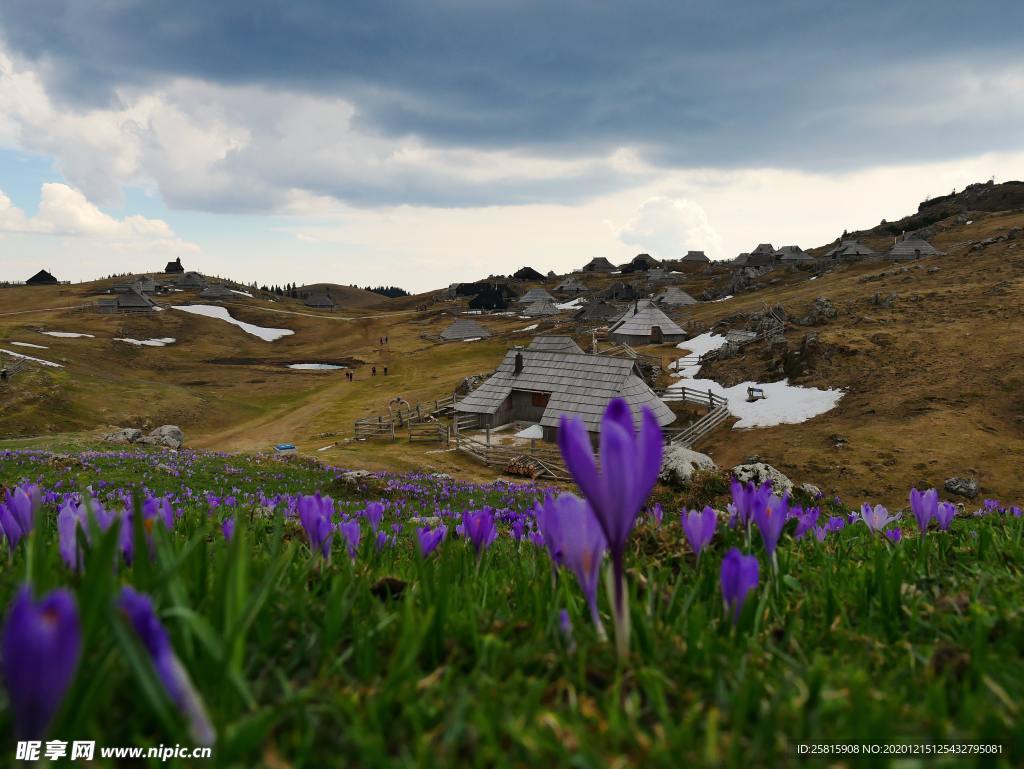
[2,208,1023,502]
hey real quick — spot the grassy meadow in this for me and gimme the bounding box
[0,445,1021,767]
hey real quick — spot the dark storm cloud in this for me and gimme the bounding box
[2,1,1022,185]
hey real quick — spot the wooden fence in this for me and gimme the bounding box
[455,433,569,481]
[353,394,457,442]
[659,386,731,448]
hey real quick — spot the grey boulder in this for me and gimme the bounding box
[944,477,979,499]
[138,425,184,449]
[731,462,794,497]
[660,446,717,487]
[104,428,143,444]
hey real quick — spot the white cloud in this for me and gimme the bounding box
[0,183,198,253]
[614,196,724,259]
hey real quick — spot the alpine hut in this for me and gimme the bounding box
[25,269,58,286]
[774,245,816,265]
[654,286,698,308]
[517,287,556,304]
[573,300,622,325]
[553,276,588,295]
[454,348,675,441]
[746,244,777,268]
[526,335,584,354]
[887,238,945,260]
[600,281,644,302]
[163,257,185,274]
[623,253,660,272]
[200,284,234,300]
[522,299,560,317]
[512,266,545,281]
[681,250,710,264]
[824,240,875,261]
[582,257,617,273]
[441,318,492,341]
[607,299,686,345]
[304,294,336,311]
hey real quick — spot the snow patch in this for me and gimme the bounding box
[709,295,734,303]
[668,331,843,428]
[171,305,294,342]
[555,298,583,310]
[231,289,254,298]
[9,342,48,349]
[40,331,94,338]
[1,349,63,368]
[288,363,346,370]
[520,324,539,331]
[115,337,176,347]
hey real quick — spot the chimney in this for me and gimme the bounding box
[633,300,639,316]
[513,352,524,376]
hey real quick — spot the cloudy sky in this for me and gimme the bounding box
[1,1,1023,292]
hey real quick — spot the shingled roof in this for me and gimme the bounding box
[517,287,556,304]
[607,299,686,342]
[681,250,710,262]
[25,269,58,285]
[888,238,945,259]
[553,276,588,292]
[654,286,698,307]
[441,318,492,341]
[522,299,559,317]
[527,335,584,354]
[573,300,621,323]
[455,349,675,433]
[774,245,815,263]
[825,240,875,259]
[582,257,616,272]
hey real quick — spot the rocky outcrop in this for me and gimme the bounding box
[660,446,717,487]
[731,462,794,497]
[103,427,143,444]
[795,297,838,326]
[137,425,184,449]
[944,477,979,499]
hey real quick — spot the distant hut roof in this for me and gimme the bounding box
[774,245,815,263]
[441,318,492,341]
[732,253,750,266]
[888,238,945,259]
[655,286,698,307]
[554,276,588,292]
[751,243,776,255]
[468,288,512,310]
[304,294,335,309]
[746,252,776,268]
[527,335,584,354]
[600,281,643,301]
[573,300,621,323]
[134,276,157,293]
[681,250,710,263]
[628,253,661,270]
[164,257,184,274]
[517,287,556,304]
[455,348,675,433]
[607,299,686,341]
[825,240,875,258]
[176,272,206,288]
[512,266,545,281]
[582,256,616,272]
[26,269,58,285]
[522,299,560,317]
[200,284,233,299]
[117,290,156,309]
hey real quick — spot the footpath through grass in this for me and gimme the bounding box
[0,447,1021,768]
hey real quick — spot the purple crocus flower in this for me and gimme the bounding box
[909,488,938,533]
[118,587,214,745]
[558,398,662,657]
[57,499,86,572]
[650,503,664,527]
[729,479,772,530]
[794,507,821,541]
[720,549,759,624]
[537,494,608,635]
[935,502,957,531]
[221,517,235,542]
[681,506,717,556]
[297,494,334,559]
[559,609,575,653]
[535,496,566,566]
[860,503,901,534]
[338,519,361,560]
[884,527,902,543]
[511,518,526,541]
[362,502,384,533]
[416,525,447,557]
[461,508,497,556]
[5,485,40,536]
[752,494,789,558]
[0,502,24,551]
[2,587,81,738]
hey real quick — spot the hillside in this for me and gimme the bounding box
[294,283,395,308]
[2,186,1024,503]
